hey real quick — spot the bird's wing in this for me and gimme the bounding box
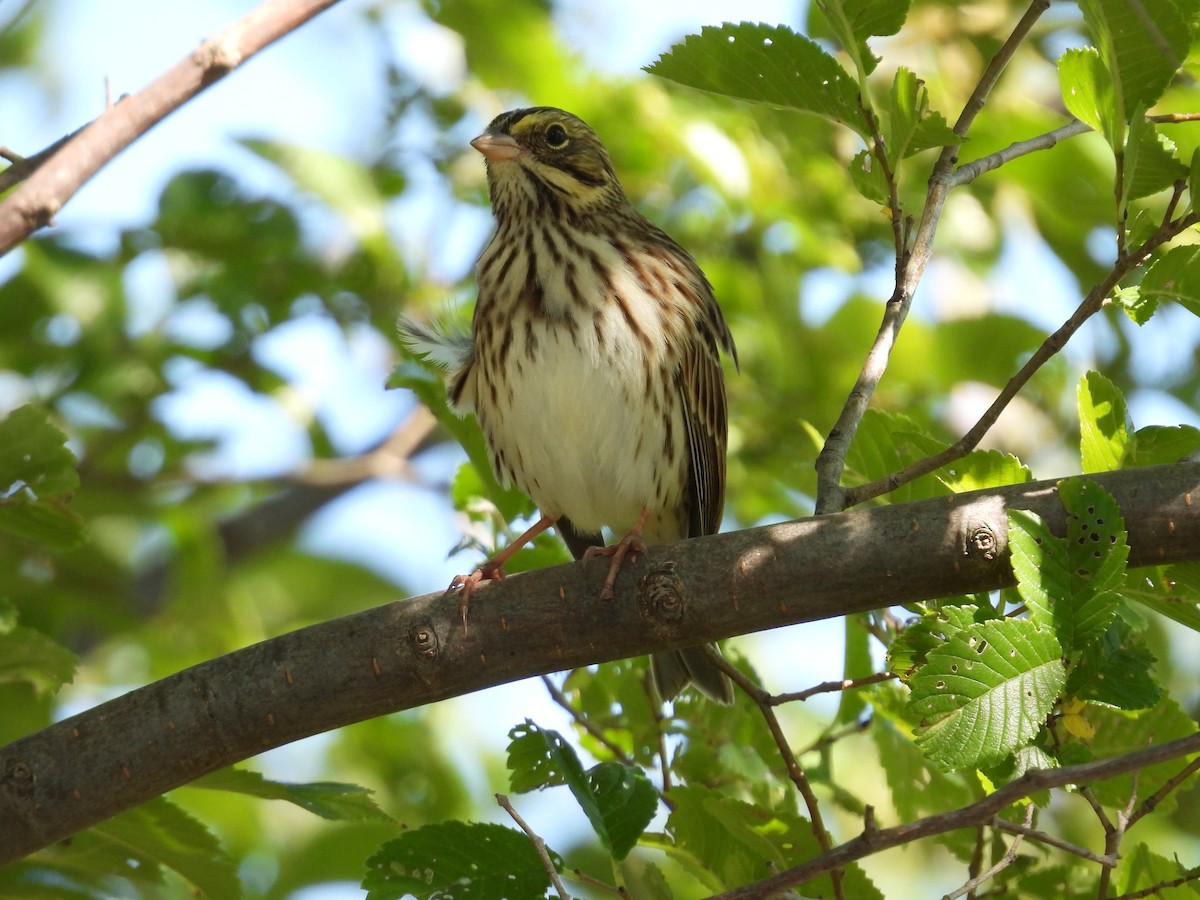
[677,325,730,538]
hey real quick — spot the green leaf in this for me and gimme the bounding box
[647,23,870,137]
[0,405,84,549]
[910,618,1065,770]
[873,718,978,820]
[850,148,889,204]
[0,625,76,697]
[1124,562,1200,631]
[843,409,950,502]
[1124,119,1187,201]
[1118,842,1198,898]
[192,767,393,822]
[936,449,1031,493]
[1011,480,1127,654]
[363,821,561,900]
[1117,285,1156,325]
[1190,145,1200,212]
[1080,0,1190,115]
[888,602,1002,679]
[885,67,957,164]
[1067,619,1162,710]
[1078,371,1130,473]
[815,0,912,77]
[506,721,653,859]
[1059,47,1116,146]
[89,797,240,898]
[1130,424,1200,466]
[1140,245,1200,317]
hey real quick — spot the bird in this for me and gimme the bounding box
[402,106,737,704]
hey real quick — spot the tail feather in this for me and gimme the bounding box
[651,646,734,705]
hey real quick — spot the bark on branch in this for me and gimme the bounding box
[0,0,343,256]
[2,461,1199,863]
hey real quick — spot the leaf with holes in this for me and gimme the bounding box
[910,619,1065,771]
[1011,480,1127,654]
[647,22,870,137]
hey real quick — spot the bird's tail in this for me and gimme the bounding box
[651,646,734,705]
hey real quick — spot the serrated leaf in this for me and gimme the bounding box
[1012,481,1127,654]
[1117,285,1156,325]
[1118,843,1197,897]
[0,626,76,697]
[884,67,957,164]
[1078,371,1130,473]
[647,23,869,137]
[936,449,1031,492]
[192,767,393,822]
[1067,619,1162,710]
[843,409,950,502]
[90,797,240,899]
[888,602,1002,679]
[850,147,889,204]
[1140,245,1200,317]
[363,821,560,900]
[1124,119,1187,201]
[507,722,655,859]
[910,619,1065,771]
[1080,0,1190,115]
[583,761,657,859]
[873,719,977,820]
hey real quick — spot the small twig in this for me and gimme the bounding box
[0,124,89,194]
[944,806,1035,900]
[496,793,571,900]
[541,675,637,768]
[1149,111,1200,123]
[1128,755,1200,828]
[993,817,1117,867]
[771,672,897,705]
[567,867,628,897]
[949,119,1092,187]
[700,645,844,900]
[294,404,436,486]
[1110,868,1200,900]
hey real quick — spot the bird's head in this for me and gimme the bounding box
[472,107,628,220]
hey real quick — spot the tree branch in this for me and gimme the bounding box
[0,0,343,256]
[2,462,1200,863]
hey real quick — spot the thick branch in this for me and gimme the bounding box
[0,0,342,256]
[2,462,1200,862]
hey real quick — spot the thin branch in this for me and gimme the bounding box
[497,793,571,900]
[771,672,896,705]
[993,817,1117,867]
[541,675,637,769]
[1111,868,1200,900]
[944,806,1034,900]
[844,202,1200,506]
[711,732,1200,899]
[1127,754,1200,829]
[702,645,844,900]
[949,119,1093,187]
[1149,112,1200,123]
[0,0,344,256]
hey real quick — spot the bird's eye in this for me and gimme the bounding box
[545,123,569,149]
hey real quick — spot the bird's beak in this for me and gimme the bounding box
[471,132,523,162]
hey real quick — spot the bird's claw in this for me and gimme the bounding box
[585,529,648,601]
[448,563,506,631]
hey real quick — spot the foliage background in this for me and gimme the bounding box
[1,0,1199,897]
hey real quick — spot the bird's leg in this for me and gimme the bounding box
[451,513,557,628]
[584,506,650,601]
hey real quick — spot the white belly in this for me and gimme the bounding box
[475,320,688,542]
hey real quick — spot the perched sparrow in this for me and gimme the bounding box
[403,107,737,703]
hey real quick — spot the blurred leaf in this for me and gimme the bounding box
[1059,47,1116,146]
[936,449,1031,493]
[88,797,240,898]
[910,618,1065,770]
[363,821,560,900]
[0,625,76,697]
[1086,697,1198,814]
[1130,424,1200,465]
[1118,842,1198,898]
[1141,245,1200,317]
[192,767,393,822]
[1124,119,1187,201]
[647,23,870,137]
[0,405,83,549]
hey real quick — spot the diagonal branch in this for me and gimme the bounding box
[713,732,1200,899]
[0,0,343,256]
[814,0,1053,514]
